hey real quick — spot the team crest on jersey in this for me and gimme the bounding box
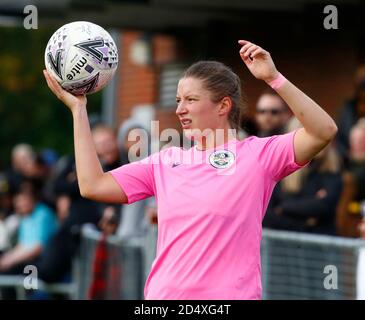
[209,150,235,169]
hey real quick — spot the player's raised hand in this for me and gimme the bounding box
[43,69,87,112]
[238,40,279,83]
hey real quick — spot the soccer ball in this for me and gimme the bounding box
[44,21,118,95]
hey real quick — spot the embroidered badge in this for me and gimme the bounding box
[209,150,235,169]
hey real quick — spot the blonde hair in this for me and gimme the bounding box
[280,118,341,193]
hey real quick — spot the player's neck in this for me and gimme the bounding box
[196,127,237,151]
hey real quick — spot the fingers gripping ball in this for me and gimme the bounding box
[45,21,118,95]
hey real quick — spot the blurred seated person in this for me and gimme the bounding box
[255,88,292,137]
[263,119,342,235]
[336,118,365,237]
[0,183,58,299]
[336,65,365,166]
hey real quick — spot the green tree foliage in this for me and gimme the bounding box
[0,27,101,167]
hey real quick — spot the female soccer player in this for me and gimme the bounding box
[43,40,338,299]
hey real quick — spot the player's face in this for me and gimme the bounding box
[176,77,223,140]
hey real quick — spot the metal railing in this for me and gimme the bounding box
[3,225,363,300]
[75,224,146,299]
[261,229,365,300]
[76,226,365,300]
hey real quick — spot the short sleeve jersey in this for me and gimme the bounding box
[109,130,308,299]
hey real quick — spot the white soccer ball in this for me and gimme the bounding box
[44,21,118,95]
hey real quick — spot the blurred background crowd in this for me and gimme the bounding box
[1,0,365,300]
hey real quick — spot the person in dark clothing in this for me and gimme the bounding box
[36,125,122,284]
[35,154,102,283]
[336,118,365,237]
[263,128,343,235]
[335,67,365,166]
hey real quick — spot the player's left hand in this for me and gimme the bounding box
[238,40,279,83]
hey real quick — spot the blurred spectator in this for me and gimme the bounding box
[263,118,343,235]
[35,124,122,284]
[336,118,365,237]
[115,119,150,240]
[85,124,126,299]
[88,206,121,300]
[4,144,54,210]
[55,195,71,226]
[92,124,123,235]
[34,154,102,283]
[98,206,120,236]
[4,144,35,196]
[24,153,51,201]
[117,117,151,165]
[93,124,122,171]
[336,64,365,166]
[255,88,292,137]
[0,183,58,299]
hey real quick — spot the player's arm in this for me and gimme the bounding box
[273,80,337,164]
[238,40,337,164]
[43,70,127,204]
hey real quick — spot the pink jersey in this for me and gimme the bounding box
[109,130,307,300]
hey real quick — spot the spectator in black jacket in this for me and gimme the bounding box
[263,119,343,235]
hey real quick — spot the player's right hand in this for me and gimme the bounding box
[43,69,87,112]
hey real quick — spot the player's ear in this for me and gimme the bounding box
[218,97,232,116]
